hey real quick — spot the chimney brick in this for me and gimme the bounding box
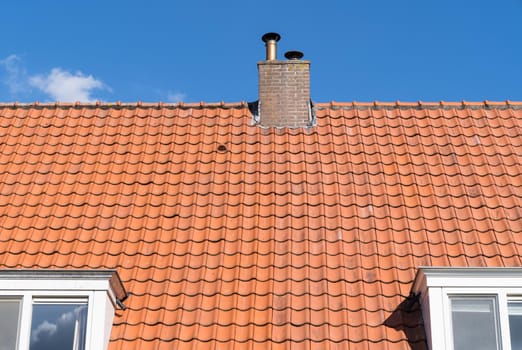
[257,60,311,128]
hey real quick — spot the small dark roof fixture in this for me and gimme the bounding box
[284,51,304,60]
[261,32,281,42]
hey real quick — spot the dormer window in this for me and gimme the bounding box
[412,267,522,350]
[0,270,127,350]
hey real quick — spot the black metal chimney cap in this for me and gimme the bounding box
[284,50,304,60]
[262,32,281,43]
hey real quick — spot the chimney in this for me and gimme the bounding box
[256,33,313,128]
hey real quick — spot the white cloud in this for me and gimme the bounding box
[59,304,86,323]
[31,320,57,343]
[167,91,186,103]
[1,55,108,102]
[0,54,29,94]
[29,68,106,102]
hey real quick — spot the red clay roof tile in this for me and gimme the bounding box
[0,103,522,349]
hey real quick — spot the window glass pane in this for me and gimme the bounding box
[29,302,88,350]
[451,298,500,350]
[0,299,21,350]
[509,302,522,350]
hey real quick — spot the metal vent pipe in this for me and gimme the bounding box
[261,32,281,61]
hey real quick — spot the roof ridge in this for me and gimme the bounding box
[1,100,521,110]
[317,100,522,108]
[0,101,250,109]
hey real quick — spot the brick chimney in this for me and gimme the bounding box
[256,33,313,128]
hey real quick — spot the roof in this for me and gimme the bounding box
[1,101,522,349]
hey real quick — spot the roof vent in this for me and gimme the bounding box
[284,51,304,60]
[261,32,281,61]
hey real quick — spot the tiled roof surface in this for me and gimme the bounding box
[1,101,522,349]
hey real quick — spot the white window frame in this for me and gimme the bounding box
[0,270,127,350]
[412,267,522,350]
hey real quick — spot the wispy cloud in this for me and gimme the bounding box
[166,91,186,103]
[31,320,57,343]
[0,54,29,95]
[29,68,107,102]
[0,54,108,102]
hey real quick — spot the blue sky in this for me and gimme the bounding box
[1,0,521,103]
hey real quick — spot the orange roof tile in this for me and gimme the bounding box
[0,102,522,349]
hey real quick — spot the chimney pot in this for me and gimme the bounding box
[284,51,304,60]
[261,32,281,61]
